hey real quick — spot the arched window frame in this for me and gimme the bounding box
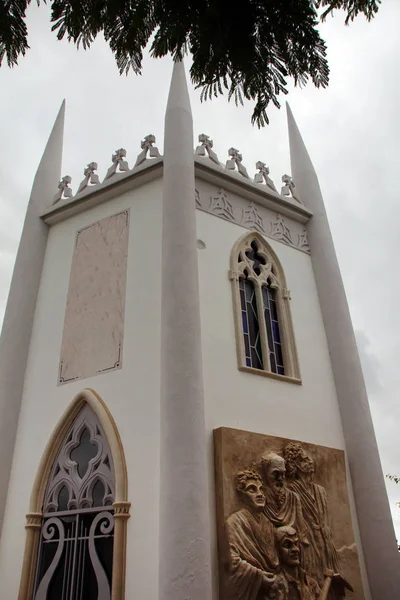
[229,232,301,384]
[18,389,130,600]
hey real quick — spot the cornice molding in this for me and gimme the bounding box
[41,158,163,225]
[40,155,312,230]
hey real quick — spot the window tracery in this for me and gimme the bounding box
[230,232,300,382]
[34,405,115,599]
[18,390,130,600]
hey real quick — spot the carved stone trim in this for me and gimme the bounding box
[210,188,235,221]
[271,214,293,246]
[241,202,265,234]
[254,161,278,193]
[52,175,73,205]
[195,189,201,208]
[113,501,131,519]
[25,513,42,530]
[298,228,310,252]
[18,389,129,600]
[104,148,129,180]
[226,148,250,179]
[134,134,161,168]
[229,231,301,383]
[77,162,100,195]
[195,134,220,165]
[281,174,303,205]
[197,185,310,255]
[239,365,302,385]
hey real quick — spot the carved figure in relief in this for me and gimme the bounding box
[225,469,286,600]
[283,443,352,598]
[260,454,308,547]
[276,526,321,600]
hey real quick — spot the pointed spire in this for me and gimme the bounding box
[166,59,191,115]
[160,60,212,600]
[31,99,65,209]
[0,99,65,536]
[163,59,193,167]
[286,101,400,597]
[286,102,321,213]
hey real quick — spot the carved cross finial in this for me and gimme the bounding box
[280,174,303,205]
[226,147,249,179]
[142,134,156,150]
[77,161,100,194]
[113,148,127,164]
[52,175,73,205]
[195,134,220,165]
[254,161,278,192]
[105,148,130,180]
[134,134,161,168]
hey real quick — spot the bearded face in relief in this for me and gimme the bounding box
[283,443,315,483]
[261,453,287,506]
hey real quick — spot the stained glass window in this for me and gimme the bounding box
[262,285,284,375]
[33,406,115,600]
[239,277,263,369]
[231,232,300,380]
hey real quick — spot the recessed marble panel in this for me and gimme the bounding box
[58,210,130,384]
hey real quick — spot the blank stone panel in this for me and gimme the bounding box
[58,210,130,384]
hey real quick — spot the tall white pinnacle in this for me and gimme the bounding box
[0,100,65,537]
[287,102,400,597]
[159,60,212,600]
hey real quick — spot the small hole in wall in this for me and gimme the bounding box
[197,239,206,250]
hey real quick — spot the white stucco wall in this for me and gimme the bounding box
[0,173,371,599]
[0,178,162,599]
[195,208,371,599]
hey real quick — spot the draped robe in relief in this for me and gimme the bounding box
[263,488,307,534]
[288,481,340,590]
[226,508,280,600]
[283,568,321,600]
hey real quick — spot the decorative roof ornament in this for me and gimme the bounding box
[104,148,129,180]
[52,175,73,205]
[254,161,278,192]
[226,147,249,179]
[280,174,304,205]
[195,134,220,165]
[76,162,100,194]
[134,134,161,168]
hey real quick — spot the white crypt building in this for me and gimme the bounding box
[0,61,398,600]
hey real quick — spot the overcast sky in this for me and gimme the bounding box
[1,2,399,537]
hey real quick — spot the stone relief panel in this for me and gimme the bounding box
[195,180,310,254]
[58,210,130,384]
[214,427,365,600]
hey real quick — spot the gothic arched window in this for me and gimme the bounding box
[18,390,130,600]
[229,232,300,383]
